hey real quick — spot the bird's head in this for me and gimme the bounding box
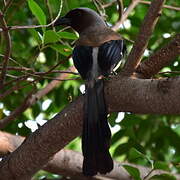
[53,8,106,34]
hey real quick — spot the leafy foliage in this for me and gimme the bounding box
[0,0,179,179]
[123,165,141,180]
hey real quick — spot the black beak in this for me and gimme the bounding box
[53,17,71,26]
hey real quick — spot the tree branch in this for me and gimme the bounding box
[136,34,180,78]
[0,66,75,129]
[139,0,180,11]
[0,10,12,88]
[103,0,180,11]
[0,75,180,179]
[1,131,179,180]
[0,56,71,99]
[122,0,166,75]
[2,0,14,14]
[112,0,140,31]
[0,0,63,33]
[116,0,124,23]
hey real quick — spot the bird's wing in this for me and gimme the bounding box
[72,45,93,80]
[98,40,126,76]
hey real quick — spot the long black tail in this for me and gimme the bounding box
[82,79,113,176]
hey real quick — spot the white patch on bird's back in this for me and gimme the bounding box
[91,47,99,79]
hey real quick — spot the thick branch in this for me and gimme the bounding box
[0,75,180,179]
[1,131,179,180]
[136,34,180,78]
[122,0,166,75]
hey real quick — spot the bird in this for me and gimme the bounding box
[54,7,126,176]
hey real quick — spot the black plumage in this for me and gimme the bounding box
[73,40,125,78]
[73,40,125,176]
[54,7,126,176]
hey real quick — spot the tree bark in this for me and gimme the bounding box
[1,131,179,180]
[0,76,180,179]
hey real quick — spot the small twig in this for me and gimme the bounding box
[0,74,77,100]
[46,55,72,74]
[3,0,14,14]
[143,169,155,180]
[102,1,115,8]
[0,10,12,88]
[122,0,166,76]
[116,0,124,22]
[0,53,28,68]
[45,0,54,23]
[3,0,7,6]
[0,66,78,75]
[112,0,140,31]
[0,66,34,72]
[140,0,180,11]
[0,0,63,33]
[0,55,72,98]
[92,0,106,19]
[158,71,180,75]
[0,89,36,129]
[1,53,71,88]
[41,77,79,81]
[22,70,79,81]
[0,74,78,100]
[103,0,180,11]
[0,67,78,90]
[3,74,30,87]
[136,34,180,78]
[0,66,76,129]
[34,70,78,75]
[0,79,33,99]
[6,73,20,78]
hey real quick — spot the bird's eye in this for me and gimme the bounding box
[75,11,82,17]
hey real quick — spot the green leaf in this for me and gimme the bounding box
[154,161,170,171]
[50,44,72,56]
[57,31,78,40]
[29,29,42,45]
[120,114,142,127]
[129,148,154,168]
[114,142,132,157]
[111,129,126,145]
[0,108,3,119]
[108,112,118,126]
[129,148,145,160]
[150,174,176,180]
[28,0,46,25]
[44,30,60,44]
[123,165,142,180]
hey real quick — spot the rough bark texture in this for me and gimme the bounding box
[136,34,180,78]
[1,131,179,180]
[0,97,83,180]
[122,0,166,75]
[0,76,180,179]
[106,76,180,114]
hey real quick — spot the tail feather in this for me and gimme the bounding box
[82,79,113,176]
